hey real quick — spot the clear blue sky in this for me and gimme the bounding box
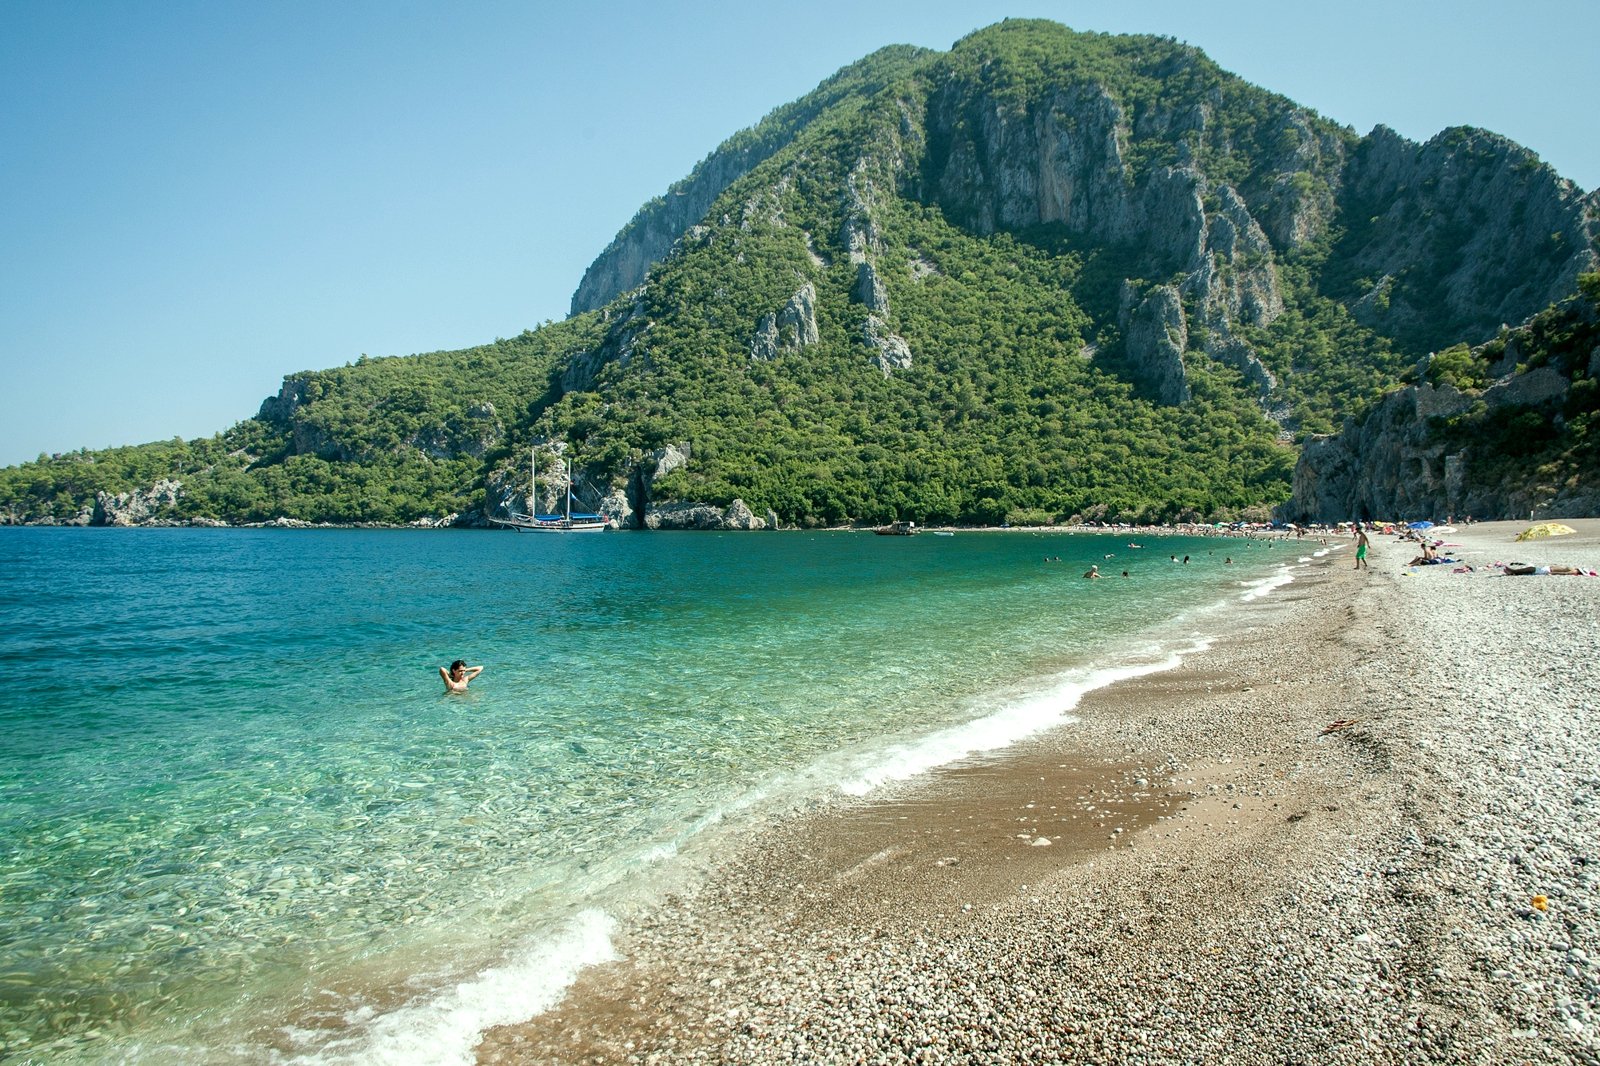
[2,0,1595,467]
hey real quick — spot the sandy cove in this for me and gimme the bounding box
[479,520,1600,1065]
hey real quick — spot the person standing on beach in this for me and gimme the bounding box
[441,660,483,693]
[1355,526,1371,570]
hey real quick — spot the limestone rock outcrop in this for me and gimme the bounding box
[610,442,695,530]
[644,499,767,531]
[840,158,914,374]
[1118,283,1190,405]
[862,316,912,375]
[597,488,632,530]
[93,479,183,526]
[750,283,820,360]
[854,261,889,312]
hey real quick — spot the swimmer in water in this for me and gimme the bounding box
[440,659,483,693]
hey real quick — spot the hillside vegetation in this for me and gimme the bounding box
[3,20,1596,528]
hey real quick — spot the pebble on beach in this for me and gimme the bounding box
[477,521,1600,1065]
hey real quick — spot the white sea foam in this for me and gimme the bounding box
[1238,564,1295,602]
[836,636,1214,797]
[292,909,617,1066]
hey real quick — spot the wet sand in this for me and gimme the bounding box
[479,526,1600,1064]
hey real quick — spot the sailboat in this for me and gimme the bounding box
[491,446,609,533]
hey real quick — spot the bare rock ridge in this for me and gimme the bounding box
[1338,125,1600,350]
[569,46,934,316]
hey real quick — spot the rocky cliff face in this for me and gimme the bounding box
[749,283,821,360]
[1285,293,1600,522]
[1118,282,1189,405]
[909,62,1332,414]
[572,149,768,317]
[1286,383,1475,522]
[1336,125,1600,351]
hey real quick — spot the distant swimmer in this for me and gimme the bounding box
[1084,565,1101,579]
[441,659,484,693]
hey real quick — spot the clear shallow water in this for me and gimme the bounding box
[0,527,1305,1063]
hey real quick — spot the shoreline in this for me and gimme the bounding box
[0,516,1330,538]
[477,521,1600,1064]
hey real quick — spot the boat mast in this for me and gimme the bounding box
[565,450,573,522]
[529,445,537,518]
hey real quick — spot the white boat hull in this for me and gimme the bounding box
[491,516,608,533]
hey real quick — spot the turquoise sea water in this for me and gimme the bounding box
[0,527,1313,1063]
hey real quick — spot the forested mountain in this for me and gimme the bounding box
[4,20,1597,528]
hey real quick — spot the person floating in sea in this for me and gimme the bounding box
[440,659,484,693]
[1355,525,1371,571]
[1084,564,1101,579]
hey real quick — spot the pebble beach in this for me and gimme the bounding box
[479,520,1600,1065]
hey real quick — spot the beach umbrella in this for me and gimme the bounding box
[1407,520,1434,529]
[1516,522,1578,541]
